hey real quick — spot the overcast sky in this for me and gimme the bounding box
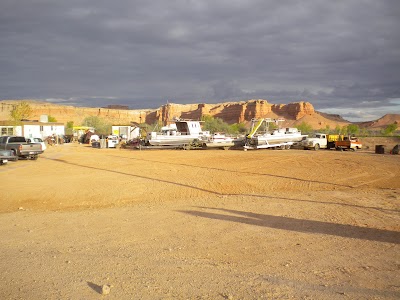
[1,0,399,121]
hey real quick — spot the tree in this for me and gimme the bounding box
[341,125,348,135]
[10,101,32,124]
[81,116,111,135]
[66,121,74,129]
[65,121,74,135]
[346,124,359,135]
[229,122,247,134]
[333,125,342,134]
[359,127,369,137]
[201,116,231,133]
[295,122,313,134]
[383,123,398,136]
[317,125,331,134]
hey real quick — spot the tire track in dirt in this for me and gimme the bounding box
[108,154,354,190]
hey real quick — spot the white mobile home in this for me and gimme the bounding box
[0,120,65,139]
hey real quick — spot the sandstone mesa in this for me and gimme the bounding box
[0,99,398,129]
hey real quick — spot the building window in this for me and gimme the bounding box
[40,126,43,131]
[1,127,13,136]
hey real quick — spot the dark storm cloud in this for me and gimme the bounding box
[0,0,399,119]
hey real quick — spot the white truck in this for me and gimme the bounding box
[301,133,342,150]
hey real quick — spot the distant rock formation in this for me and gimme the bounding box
[7,99,399,130]
[156,100,315,124]
[0,99,316,125]
[356,114,400,128]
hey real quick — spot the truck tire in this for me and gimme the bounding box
[314,143,320,151]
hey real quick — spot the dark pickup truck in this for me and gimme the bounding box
[0,136,44,160]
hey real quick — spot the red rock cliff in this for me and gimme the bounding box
[0,99,315,125]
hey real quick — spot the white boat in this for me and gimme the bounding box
[202,133,237,149]
[145,119,210,146]
[244,118,306,150]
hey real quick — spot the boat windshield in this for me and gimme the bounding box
[175,122,189,135]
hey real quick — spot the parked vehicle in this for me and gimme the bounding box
[301,133,343,150]
[90,135,100,143]
[0,136,44,160]
[301,133,362,151]
[335,136,362,151]
[0,149,18,165]
[26,137,47,151]
[107,135,119,148]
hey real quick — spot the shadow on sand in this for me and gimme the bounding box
[87,282,102,294]
[178,207,400,244]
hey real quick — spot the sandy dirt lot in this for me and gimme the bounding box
[0,142,399,299]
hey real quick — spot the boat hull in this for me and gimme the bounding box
[246,133,306,149]
[147,135,201,146]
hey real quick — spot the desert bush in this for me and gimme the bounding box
[48,115,57,122]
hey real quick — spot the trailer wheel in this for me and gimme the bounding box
[285,144,291,150]
[280,145,285,150]
[314,143,320,151]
